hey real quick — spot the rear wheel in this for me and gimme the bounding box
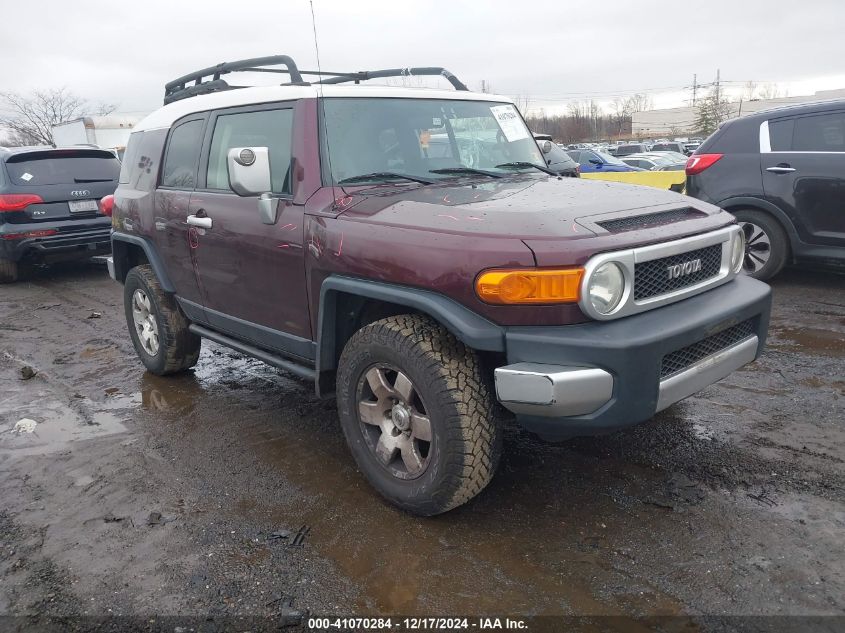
[336,314,501,516]
[0,259,19,284]
[124,265,201,375]
[732,209,789,280]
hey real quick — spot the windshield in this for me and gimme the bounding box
[320,98,544,184]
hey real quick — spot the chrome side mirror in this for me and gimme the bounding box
[227,147,272,197]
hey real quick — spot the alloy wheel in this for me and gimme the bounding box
[740,221,772,275]
[131,289,160,356]
[356,364,433,480]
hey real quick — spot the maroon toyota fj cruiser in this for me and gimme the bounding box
[108,56,771,515]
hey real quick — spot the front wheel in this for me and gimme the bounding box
[336,315,501,516]
[124,265,201,375]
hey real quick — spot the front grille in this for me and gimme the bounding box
[634,244,722,300]
[661,319,755,378]
[597,208,705,233]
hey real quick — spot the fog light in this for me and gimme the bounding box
[588,262,625,315]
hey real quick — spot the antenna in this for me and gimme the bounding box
[309,0,342,202]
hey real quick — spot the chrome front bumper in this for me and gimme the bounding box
[494,334,758,419]
[655,335,758,412]
[106,256,116,281]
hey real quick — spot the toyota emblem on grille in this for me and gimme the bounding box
[667,258,702,280]
[70,190,91,197]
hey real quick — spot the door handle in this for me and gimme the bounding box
[186,214,213,229]
[766,166,796,174]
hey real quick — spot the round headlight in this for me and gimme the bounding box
[588,262,625,315]
[730,229,746,274]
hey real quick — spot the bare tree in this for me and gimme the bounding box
[512,95,532,116]
[757,83,785,100]
[623,93,654,115]
[0,88,116,146]
[610,97,630,135]
[743,80,759,101]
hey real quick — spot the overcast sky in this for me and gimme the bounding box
[2,0,845,117]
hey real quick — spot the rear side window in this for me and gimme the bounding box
[793,112,845,152]
[768,119,794,151]
[206,108,294,193]
[5,150,119,186]
[119,132,145,184]
[161,119,204,188]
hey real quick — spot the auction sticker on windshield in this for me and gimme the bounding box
[490,105,529,142]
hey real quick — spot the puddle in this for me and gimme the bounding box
[139,372,204,413]
[0,378,138,456]
[1,397,128,456]
[769,326,845,357]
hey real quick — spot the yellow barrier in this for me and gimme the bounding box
[581,170,686,192]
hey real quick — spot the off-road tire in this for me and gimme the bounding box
[732,209,789,280]
[0,259,19,284]
[336,314,501,516]
[124,265,201,375]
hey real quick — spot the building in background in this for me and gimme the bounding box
[632,88,845,138]
[51,116,142,159]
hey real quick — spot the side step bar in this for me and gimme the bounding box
[188,324,316,381]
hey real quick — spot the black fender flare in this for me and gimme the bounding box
[316,276,505,376]
[111,233,176,293]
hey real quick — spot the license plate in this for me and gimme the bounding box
[68,199,98,213]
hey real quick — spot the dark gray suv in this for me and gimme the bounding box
[0,146,119,282]
[686,100,845,279]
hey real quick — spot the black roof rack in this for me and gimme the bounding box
[163,55,468,105]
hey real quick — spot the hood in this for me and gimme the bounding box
[338,175,716,240]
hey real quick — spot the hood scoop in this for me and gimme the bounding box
[596,207,706,233]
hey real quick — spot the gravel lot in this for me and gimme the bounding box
[0,262,843,628]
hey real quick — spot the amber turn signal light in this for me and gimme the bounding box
[475,268,584,305]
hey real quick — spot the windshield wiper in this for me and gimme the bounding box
[429,167,502,179]
[338,172,434,185]
[495,162,557,176]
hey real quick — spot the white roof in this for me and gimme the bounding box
[135,85,515,132]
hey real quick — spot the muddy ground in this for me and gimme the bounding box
[0,262,843,629]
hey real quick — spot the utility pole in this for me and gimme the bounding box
[692,73,698,106]
[715,69,721,102]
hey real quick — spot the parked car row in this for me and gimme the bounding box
[566,139,703,157]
